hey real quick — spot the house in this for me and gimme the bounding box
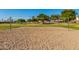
[73,16,79,23]
[43,19,63,24]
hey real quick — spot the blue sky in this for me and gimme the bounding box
[0,9,79,20]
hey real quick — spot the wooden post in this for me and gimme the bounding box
[68,18,69,31]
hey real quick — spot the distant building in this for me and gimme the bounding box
[76,16,79,20]
[74,16,79,23]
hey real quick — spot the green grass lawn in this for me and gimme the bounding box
[0,23,79,30]
[24,23,79,30]
[0,24,25,30]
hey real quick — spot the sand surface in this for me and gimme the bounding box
[0,27,79,50]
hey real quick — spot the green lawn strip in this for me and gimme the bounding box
[0,23,79,30]
[0,24,10,30]
[0,24,24,30]
[25,23,79,30]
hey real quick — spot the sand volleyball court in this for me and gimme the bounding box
[0,27,79,50]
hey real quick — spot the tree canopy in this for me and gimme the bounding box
[26,9,77,23]
[61,9,77,22]
[50,15,59,20]
[37,14,49,21]
[32,16,38,22]
[27,19,32,22]
[16,19,26,23]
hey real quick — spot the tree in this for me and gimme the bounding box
[61,9,77,31]
[37,14,49,23]
[61,9,76,22]
[50,15,59,20]
[32,16,38,22]
[16,18,26,23]
[27,19,32,22]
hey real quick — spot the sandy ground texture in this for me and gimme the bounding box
[0,27,79,50]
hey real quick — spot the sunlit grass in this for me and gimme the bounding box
[0,23,79,30]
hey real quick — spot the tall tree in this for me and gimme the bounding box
[61,9,76,22]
